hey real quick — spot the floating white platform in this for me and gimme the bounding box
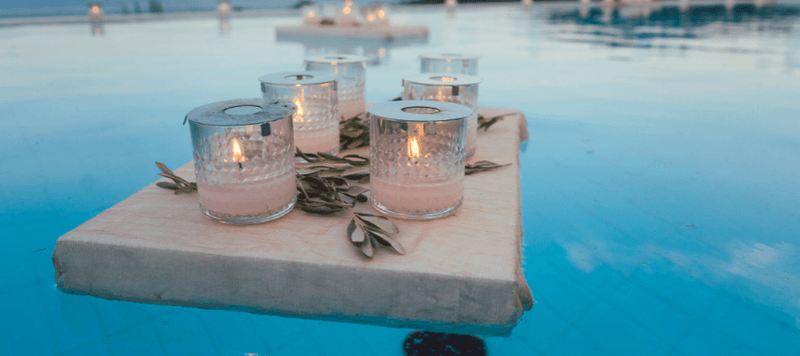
[275,24,429,40]
[52,107,530,336]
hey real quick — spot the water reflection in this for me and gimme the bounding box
[219,18,231,35]
[90,21,104,36]
[545,3,800,62]
[276,34,427,66]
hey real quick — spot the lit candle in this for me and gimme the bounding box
[304,55,368,121]
[362,5,390,26]
[259,71,340,157]
[368,101,472,220]
[419,53,480,75]
[403,72,481,159]
[87,3,104,20]
[301,4,320,25]
[217,1,231,18]
[186,99,297,225]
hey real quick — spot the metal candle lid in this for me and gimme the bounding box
[368,100,473,123]
[304,54,369,65]
[184,98,296,126]
[403,72,482,87]
[419,53,480,61]
[258,71,339,87]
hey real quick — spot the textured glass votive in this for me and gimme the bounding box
[259,71,340,157]
[420,53,480,75]
[186,99,297,225]
[368,100,472,220]
[304,55,367,120]
[403,73,482,159]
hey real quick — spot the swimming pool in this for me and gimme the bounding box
[1,2,799,355]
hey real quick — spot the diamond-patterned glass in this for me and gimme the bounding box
[369,103,468,220]
[190,113,296,225]
[261,76,339,156]
[420,54,479,75]
[305,56,366,120]
[403,81,479,158]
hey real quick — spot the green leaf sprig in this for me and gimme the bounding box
[154,162,197,194]
[339,113,370,150]
[296,148,369,166]
[348,212,405,257]
[465,161,511,175]
[477,112,516,132]
[295,163,403,258]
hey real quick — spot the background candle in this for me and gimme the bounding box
[259,71,340,157]
[304,54,367,121]
[368,101,472,220]
[402,73,482,159]
[419,53,480,75]
[186,98,297,225]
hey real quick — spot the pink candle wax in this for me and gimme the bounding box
[466,112,477,158]
[370,176,464,217]
[295,126,339,155]
[339,99,366,121]
[198,172,296,217]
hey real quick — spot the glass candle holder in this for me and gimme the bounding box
[368,100,473,220]
[402,73,482,158]
[186,99,297,225]
[259,71,340,157]
[420,53,480,75]
[304,54,367,121]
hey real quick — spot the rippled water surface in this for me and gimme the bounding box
[1,3,800,355]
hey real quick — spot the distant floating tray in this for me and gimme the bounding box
[52,107,531,336]
[275,24,428,40]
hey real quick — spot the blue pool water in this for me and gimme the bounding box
[2,3,800,355]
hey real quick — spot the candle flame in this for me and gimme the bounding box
[408,137,420,160]
[91,5,100,14]
[307,10,315,18]
[377,10,385,18]
[343,6,351,15]
[232,138,244,163]
[293,98,304,118]
[440,76,455,82]
[367,14,376,22]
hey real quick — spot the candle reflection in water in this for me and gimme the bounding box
[90,22,104,36]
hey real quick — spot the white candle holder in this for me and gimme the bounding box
[419,53,480,75]
[368,100,472,220]
[304,55,368,121]
[402,73,481,159]
[186,99,297,225]
[259,71,340,157]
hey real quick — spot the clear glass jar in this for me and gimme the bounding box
[420,53,480,75]
[186,99,297,225]
[402,73,481,158]
[368,100,472,220]
[259,71,340,157]
[304,55,367,121]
